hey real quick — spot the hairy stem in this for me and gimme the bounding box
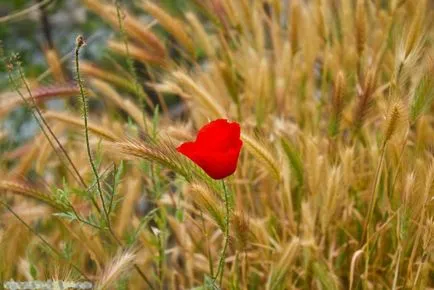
[75,37,109,223]
[75,36,154,290]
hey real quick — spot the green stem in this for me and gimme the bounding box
[214,180,230,285]
[362,141,387,245]
[7,64,89,193]
[115,0,150,132]
[75,37,154,290]
[75,39,109,223]
[0,201,89,280]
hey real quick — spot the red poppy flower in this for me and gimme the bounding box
[177,119,243,179]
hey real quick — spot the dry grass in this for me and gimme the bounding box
[1,0,434,289]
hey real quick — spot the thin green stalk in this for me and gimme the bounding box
[361,141,388,285]
[115,0,150,131]
[7,62,90,193]
[75,36,154,290]
[107,163,117,216]
[112,7,161,287]
[362,142,387,244]
[214,180,230,286]
[0,201,89,280]
[6,59,103,216]
[75,36,109,223]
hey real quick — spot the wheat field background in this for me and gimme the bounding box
[0,0,433,289]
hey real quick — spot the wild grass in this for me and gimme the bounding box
[1,0,433,289]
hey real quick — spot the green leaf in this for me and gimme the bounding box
[175,208,184,222]
[127,208,159,245]
[281,138,304,186]
[312,262,338,290]
[62,241,73,260]
[191,275,221,290]
[115,161,125,184]
[410,74,434,122]
[152,105,160,139]
[30,264,37,279]
[52,212,77,222]
[328,116,340,137]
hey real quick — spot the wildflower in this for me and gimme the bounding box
[177,119,243,179]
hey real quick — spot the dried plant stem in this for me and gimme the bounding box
[214,180,230,286]
[0,0,52,23]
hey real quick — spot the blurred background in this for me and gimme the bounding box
[0,0,189,148]
[0,0,189,88]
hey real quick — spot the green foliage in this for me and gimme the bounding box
[281,138,304,186]
[410,73,434,122]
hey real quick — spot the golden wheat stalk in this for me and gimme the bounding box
[241,133,281,180]
[44,111,119,141]
[95,250,137,290]
[80,62,135,91]
[172,70,226,118]
[89,78,149,129]
[186,12,215,57]
[0,84,79,118]
[0,180,67,211]
[43,47,66,83]
[141,1,195,56]
[107,39,166,67]
[82,0,166,56]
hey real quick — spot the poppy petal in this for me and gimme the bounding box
[196,119,238,151]
[176,119,243,179]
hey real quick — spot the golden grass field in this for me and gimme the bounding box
[0,0,433,289]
